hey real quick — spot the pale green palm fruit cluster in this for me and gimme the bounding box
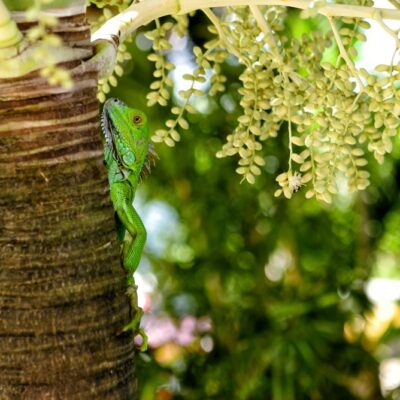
[0,0,73,87]
[145,6,400,203]
[92,2,400,203]
[87,0,134,101]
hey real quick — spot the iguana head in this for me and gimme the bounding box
[101,98,156,180]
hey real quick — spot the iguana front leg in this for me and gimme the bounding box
[110,181,148,349]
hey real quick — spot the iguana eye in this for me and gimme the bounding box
[133,115,142,125]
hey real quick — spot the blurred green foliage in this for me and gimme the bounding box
[109,11,400,400]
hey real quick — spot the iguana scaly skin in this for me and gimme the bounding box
[101,98,156,351]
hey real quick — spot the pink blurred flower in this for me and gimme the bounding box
[143,314,212,348]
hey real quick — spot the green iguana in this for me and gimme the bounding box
[101,98,156,351]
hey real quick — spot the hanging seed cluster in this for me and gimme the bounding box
[88,0,133,102]
[89,1,400,202]
[24,1,72,88]
[97,41,132,103]
[147,16,229,147]
[144,5,400,202]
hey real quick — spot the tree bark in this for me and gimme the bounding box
[0,12,137,400]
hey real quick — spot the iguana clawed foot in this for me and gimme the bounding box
[118,285,148,352]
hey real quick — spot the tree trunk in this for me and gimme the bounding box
[0,11,137,400]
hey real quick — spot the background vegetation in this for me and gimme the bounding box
[106,9,400,400]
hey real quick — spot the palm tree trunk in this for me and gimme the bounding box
[0,11,137,400]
